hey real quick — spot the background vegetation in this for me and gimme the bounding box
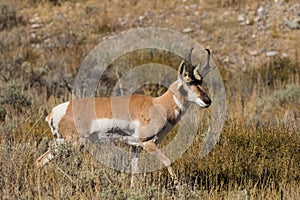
[0,0,299,199]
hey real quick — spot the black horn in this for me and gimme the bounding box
[188,47,195,64]
[196,48,215,77]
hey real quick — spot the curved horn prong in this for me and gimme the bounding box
[196,49,210,68]
[197,49,215,77]
[204,49,210,70]
[188,47,195,64]
[205,49,210,56]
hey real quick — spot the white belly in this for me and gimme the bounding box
[89,119,141,146]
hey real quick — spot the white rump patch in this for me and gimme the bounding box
[48,101,70,140]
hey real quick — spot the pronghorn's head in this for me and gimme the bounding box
[177,48,215,108]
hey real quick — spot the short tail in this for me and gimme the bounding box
[45,112,52,122]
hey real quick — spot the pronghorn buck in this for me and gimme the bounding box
[37,48,215,186]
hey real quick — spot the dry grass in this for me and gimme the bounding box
[0,0,299,199]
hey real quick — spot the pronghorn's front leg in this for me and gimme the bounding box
[130,148,141,189]
[142,140,178,185]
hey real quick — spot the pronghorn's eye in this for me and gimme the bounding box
[183,75,193,83]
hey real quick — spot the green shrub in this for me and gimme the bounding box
[2,85,32,107]
[0,4,17,31]
[0,104,5,121]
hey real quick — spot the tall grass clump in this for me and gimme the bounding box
[1,49,299,199]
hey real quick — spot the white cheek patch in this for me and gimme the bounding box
[187,90,198,102]
[187,90,208,108]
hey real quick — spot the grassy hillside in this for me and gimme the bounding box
[0,0,299,199]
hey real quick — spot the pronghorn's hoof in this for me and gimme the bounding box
[170,175,179,184]
[168,178,179,190]
[173,179,179,187]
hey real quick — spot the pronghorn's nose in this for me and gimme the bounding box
[203,98,211,107]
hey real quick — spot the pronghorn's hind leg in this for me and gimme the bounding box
[142,140,178,187]
[35,138,63,168]
[35,139,65,168]
[36,150,55,168]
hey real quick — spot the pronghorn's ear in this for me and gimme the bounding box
[178,60,193,81]
[177,61,188,94]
